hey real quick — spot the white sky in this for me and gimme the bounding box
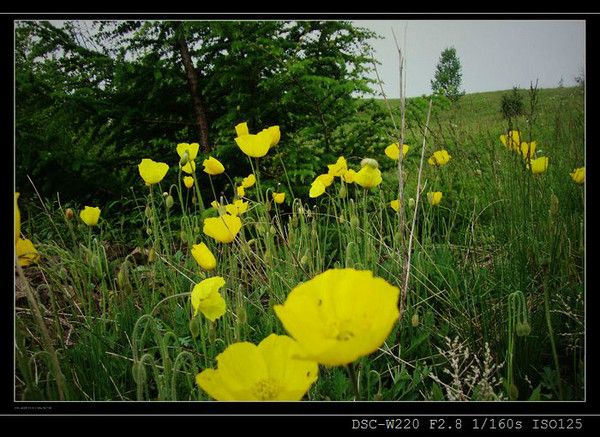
[354,20,585,98]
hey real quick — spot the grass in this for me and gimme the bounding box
[15,85,585,401]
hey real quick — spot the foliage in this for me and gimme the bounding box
[501,86,525,122]
[431,47,465,102]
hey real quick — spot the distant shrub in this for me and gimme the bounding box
[501,87,525,121]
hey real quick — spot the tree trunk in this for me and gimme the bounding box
[176,32,210,152]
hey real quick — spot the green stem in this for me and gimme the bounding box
[543,277,563,400]
[346,363,361,401]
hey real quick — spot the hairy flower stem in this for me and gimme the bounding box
[346,363,361,401]
[16,259,66,400]
[543,277,563,400]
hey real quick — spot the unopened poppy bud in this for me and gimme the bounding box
[408,198,415,209]
[146,227,153,235]
[411,313,420,327]
[165,195,174,209]
[291,215,298,228]
[148,247,156,263]
[189,316,201,339]
[145,205,152,219]
[162,192,169,198]
[360,158,379,169]
[516,321,531,337]
[194,226,200,234]
[350,215,359,228]
[311,229,318,239]
[338,184,347,199]
[337,215,345,224]
[179,151,190,167]
[180,230,187,241]
[65,208,74,220]
[300,254,308,266]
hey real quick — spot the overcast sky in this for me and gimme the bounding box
[354,20,585,98]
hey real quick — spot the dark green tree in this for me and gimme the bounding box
[430,47,465,102]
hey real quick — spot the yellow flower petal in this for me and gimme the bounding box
[428,150,451,167]
[241,174,256,188]
[272,192,285,204]
[203,156,225,175]
[354,166,382,189]
[190,276,226,320]
[203,214,242,243]
[315,173,334,187]
[225,199,249,216]
[390,199,400,212]
[79,206,101,226]
[138,159,169,185]
[327,156,348,177]
[181,160,197,174]
[191,242,217,271]
[427,191,443,206]
[342,169,357,184]
[16,238,40,266]
[528,156,549,174]
[570,166,585,184]
[183,176,194,189]
[176,142,200,161]
[384,143,409,161]
[309,180,326,198]
[235,122,250,137]
[273,269,400,366]
[234,130,272,158]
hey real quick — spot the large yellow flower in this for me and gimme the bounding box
[16,237,40,267]
[520,141,536,160]
[80,206,101,227]
[225,199,249,216]
[235,122,250,137]
[390,199,401,212]
[15,192,20,244]
[191,242,217,271]
[274,269,399,366]
[500,130,521,151]
[327,156,348,177]
[309,180,326,198]
[138,159,169,185]
[528,156,549,174]
[428,150,452,167]
[177,142,200,174]
[241,174,256,188]
[427,191,443,206]
[235,130,273,158]
[191,276,226,321]
[384,143,409,161]
[203,156,225,175]
[570,167,585,184]
[203,214,242,244]
[342,169,357,184]
[196,334,318,400]
[354,166,382,189]
[272,192,285,204]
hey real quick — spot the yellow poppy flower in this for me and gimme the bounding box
[427,192,443,206]
[15,192,20,244]
[520,141,537,160]
[500,130,521,150]
[354,166,382,189]
[237,185,245,198]
[138,159,169,185]
[235,122,250,137]
[309,180,326,198]
[327,156,348,177]
[196,334,318,401]
[203,156,225,175]
[234,130,273,158]
[390,199,401,212]
[272,192,285,204]
[16,237,40,267]
[528,156,549,174]
[80,206,101,226]
[241,174,256,188]
[225,199,249,216]
[427,150,452,167]
[191,276,226,321]
[342,169,357,184]
[315,173,334,187]
[191,242,217,271]
[181,160,196,174]
[203,214,242,244]
[177,142,200,162]
[570,167,585,184]
[384,143,409,161]
[183,176,194,189]
[265,125,281,147]
[274,268,400,366]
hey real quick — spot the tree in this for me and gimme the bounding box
[431,47,465,102]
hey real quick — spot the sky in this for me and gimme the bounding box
[353,20,585,98]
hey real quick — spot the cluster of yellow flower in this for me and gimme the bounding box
[500,130,584,183]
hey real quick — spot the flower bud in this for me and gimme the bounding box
[338,184,347,199]
[300,254,308,266]
[408,198,415,209]
[146,227,152,235]
[350,215,360,229]
[360,157,379,169]
[148,247,156,263]
[65,208,74,220]
[549,194,559,216]
[516,321,531,337]
[179,151,190,167]
[145,205,152,219]
[165,195,174,209]
[411,313,420,327]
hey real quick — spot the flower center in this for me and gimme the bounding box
[252,378,281,400]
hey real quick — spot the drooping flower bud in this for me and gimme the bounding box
[360,158,379,169]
